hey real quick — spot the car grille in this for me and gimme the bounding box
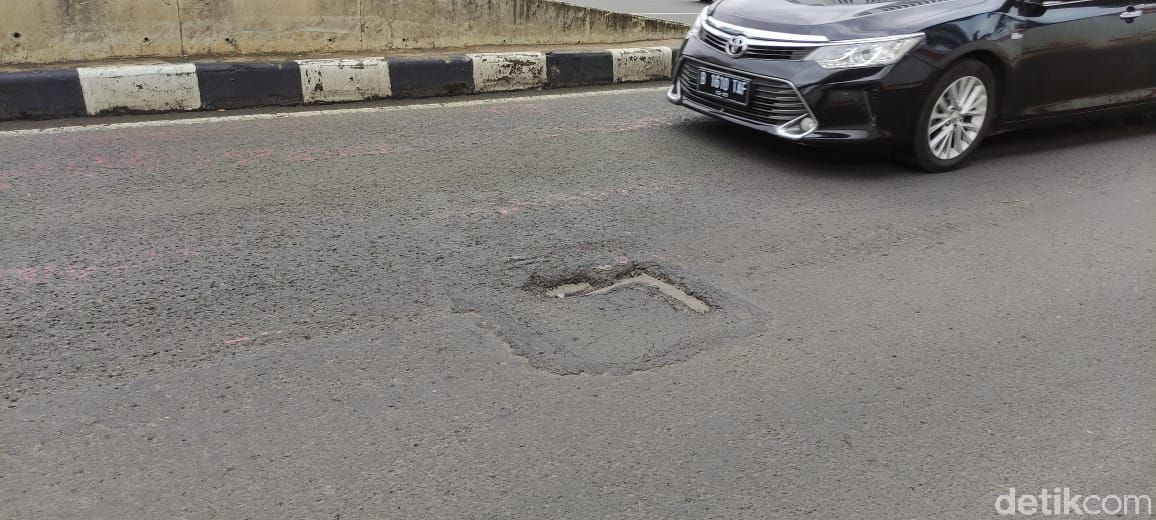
[699,30,814,61]
[678,60,809,126]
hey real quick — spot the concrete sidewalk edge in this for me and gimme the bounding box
[0,47,680,121]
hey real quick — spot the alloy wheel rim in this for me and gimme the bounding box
[928,76,988,161]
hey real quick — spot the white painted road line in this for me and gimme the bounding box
[0,86,669,137]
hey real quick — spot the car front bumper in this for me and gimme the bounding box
[668,36,938,145]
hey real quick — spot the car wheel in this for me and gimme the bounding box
[908,59,996,173]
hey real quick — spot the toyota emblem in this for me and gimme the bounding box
[725,35,749,58]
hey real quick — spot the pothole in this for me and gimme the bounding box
[544,272,710,314]
[468,257,765,376]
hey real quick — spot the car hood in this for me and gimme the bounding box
[709,0,993,40]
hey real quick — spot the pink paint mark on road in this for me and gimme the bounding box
[63,266,94,280]
[3,268,41,282]
[219,148,276,166]
[3,137,411,190]
[0,149,151,189]
[284,150,317,162]
[1,247,205,286]
[223,336,252,346]
[284,144,401,162]
[120,150,145,168]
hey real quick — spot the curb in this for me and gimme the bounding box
[0,46,678,121]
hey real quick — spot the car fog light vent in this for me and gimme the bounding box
[800,117,817,132]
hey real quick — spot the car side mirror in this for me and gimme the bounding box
[1019,0,1047,17]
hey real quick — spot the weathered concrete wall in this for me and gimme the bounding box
[0,0,688,66]
[1,0,184,65]
[179,0,366,57]
[360,0,679,49]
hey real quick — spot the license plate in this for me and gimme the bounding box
[696,68,751,105]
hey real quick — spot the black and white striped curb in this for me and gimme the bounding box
[0,47,678,121]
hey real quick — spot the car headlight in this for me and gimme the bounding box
[804,34,924,69]
[687,6,711,39]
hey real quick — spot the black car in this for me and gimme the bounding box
[670,0,1156,171]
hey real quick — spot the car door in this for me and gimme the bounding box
[1005,0,1150,119]
[1138,2,1156,97]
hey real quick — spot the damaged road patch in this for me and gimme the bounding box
[473,257,767,376]
[544,270,710,314]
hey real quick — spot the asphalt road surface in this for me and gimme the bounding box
[567,0,704,23]
[2,85,1154,519]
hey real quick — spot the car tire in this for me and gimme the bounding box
[907,59,997,173]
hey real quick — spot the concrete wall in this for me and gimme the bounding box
[0,0,688,66]
[1,0,185,65]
